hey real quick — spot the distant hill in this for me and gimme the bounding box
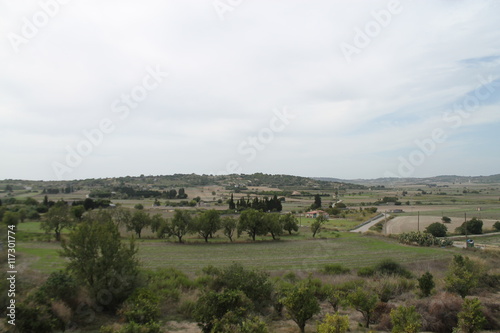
[0,173,365,193]
[315,174,500,185]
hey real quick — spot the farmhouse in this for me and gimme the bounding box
[305,210,329,218]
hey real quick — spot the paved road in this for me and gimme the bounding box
[350,214,388,233]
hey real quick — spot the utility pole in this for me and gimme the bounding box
[417,211,420,232]
[465,212,468,249]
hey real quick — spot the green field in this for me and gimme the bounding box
[14,230,457,276]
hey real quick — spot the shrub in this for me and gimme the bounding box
[201,263,273,310]
[178,299,196,319]
[16,301,63,333]
[212,313,269,333]
[445,255,482,298]
[145,268,195,302]
[347,287,378,328]
[426,222,448,237]
[455,218,483,235]
[455,298,486,333]
[417,272,435,297]
[415,292,462,333]
[194,290,252,333]
[357,266,375,277]
[119,288,160,325]
[442,216,451,223]
[374,278,415,302]
[374,259,413,278]
[399,231,453,247]
[493,221,500,231]
[34,270,78,307]
[321,264,350,275]
[390,305,422,333]
[317,313,350,333]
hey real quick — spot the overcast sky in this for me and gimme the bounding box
[1,0,499,181]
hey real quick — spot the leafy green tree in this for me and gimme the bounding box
[322,284,347,312]
[311,194,322,209]
[126,209,151,238]
[417,271,435,297]
[177,187,188,199]
[150,213,164,234]
[456,217,483,235]
[265,213,283,240]
[168,209,193,243]
[112,207,132,227]
[70,205,85,221]
[317,313,350,333]
[281,213,299,235]
[445,255,481,298]
[455,298,487,333]
[61,211,139,310]
[347,287,378,328]
[425,222,448,237]
[193,209,220,242]
[281,280,321,333]
[390,305,422,333]
[238,209,267,241]
[41,204,74,241]
[311,214,328,237]
[228,193,236,210]
[221,216,237,242]
[134,203,144,210]
[2,211,20,227]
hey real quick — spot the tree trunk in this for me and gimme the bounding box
[55,230,61,241]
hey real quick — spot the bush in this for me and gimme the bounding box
[455,217,483,235]
[456,298,486,333]
[417,272,435,297]
[445,255,482,298]
[145,268,195,302]
[317,313,350,333]
[321,264,350,275]
[357,266,375,277]
[194,290,252,333]
[415,292,462,333]
[16,301,63,333]
[374,259,412,278]
[119,288,160,325]
[201,263,273,310]
[398,231,453,247]
[390,305,422,333]
[34,270,78,307]
[493,221,500,231]
[425,222,448,237]
[374,278,415,302]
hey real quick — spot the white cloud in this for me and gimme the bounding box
[1,0,499,180]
